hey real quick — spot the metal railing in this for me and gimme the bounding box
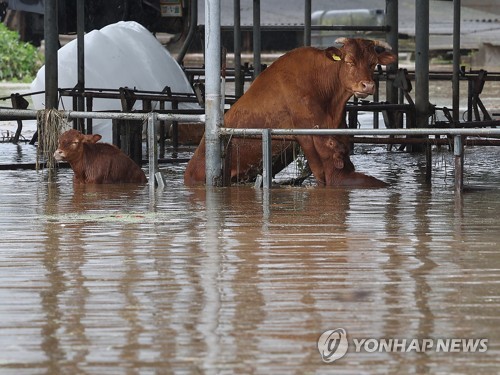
[219,127,500,193]
[2,107,499,194]
[0,108,205,188]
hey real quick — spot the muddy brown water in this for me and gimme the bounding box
[0,141,499,374]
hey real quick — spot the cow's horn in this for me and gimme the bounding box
[373,40,393,51]
[335,37,348,46]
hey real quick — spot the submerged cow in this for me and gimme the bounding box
[54,129,147,184]
[184,37,397,187]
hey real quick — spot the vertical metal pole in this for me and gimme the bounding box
[44,0,58,109]
[77,0,85,132]
[304,0,311,46]
[262,129,272,189]
[374,77,379,128]
[262,187,270,224]
[467,79,473,122]
[147,112,160,188]
[253,0,261,79]
[234,0,243,98]
[176,0,198,64]
[205,0,223,186]
[385,0,398,104]
[452,0,461,123]
[415,0,430,129]
[172,101,179,149]
[454,135,464,194]
[425,141,432,183]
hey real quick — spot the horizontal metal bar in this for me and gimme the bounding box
[0,109,205,123]
[353,136,500,146]
[212,25,391,32]
[59,89,202,103]
[387,72,500,81]
[346,103,412,111]
[2,108,500,137]
[219,127,500,137]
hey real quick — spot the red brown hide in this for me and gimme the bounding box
[184,38,397,187]
[54,129,147,184]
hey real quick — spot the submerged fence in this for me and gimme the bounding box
[220,127,500,195]
[2,107,500,195]
[0,108,204,190]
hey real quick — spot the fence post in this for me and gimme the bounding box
[147,112,159,186]
[205,0,223,186]
[454,135,464,194]
[44,0,59,110]
[262,129,272,189]
[304,0,311,46]
[253,0,261,79]
[414,0,430,153]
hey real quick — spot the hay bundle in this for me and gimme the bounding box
[36,109,68,173]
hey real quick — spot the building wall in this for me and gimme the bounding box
[462,0,500,15]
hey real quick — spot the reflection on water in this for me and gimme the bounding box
[0,143,499,374]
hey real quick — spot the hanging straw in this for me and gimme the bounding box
[35,108,68,174]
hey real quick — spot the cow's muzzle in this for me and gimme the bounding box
[354,81,375,98]
[54,149,65,161]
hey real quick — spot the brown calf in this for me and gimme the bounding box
[54,129,147,184]
[184,37,397,187]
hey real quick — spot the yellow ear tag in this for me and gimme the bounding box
[332,54,342,61]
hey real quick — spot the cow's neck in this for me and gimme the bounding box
[67,157,85,179]
[316,65,355,129]
[328,93,352,128]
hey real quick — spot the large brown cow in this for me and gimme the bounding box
[184,37,397,187]
[54,129,147,184]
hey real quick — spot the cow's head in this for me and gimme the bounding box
[325,38,397,99]
[54,129,102,162]
[323,135,353,172]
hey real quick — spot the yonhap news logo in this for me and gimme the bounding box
[318,328,488,363]
[317,328,349,363]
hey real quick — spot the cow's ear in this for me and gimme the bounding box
[325,46,343,62]
[377,51,397,66]
[90,134,102,143]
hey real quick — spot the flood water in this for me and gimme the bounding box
[0,140,499,375]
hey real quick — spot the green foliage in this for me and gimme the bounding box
[0,23,42,82]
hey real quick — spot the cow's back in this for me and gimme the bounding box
[77,143,147,184]
[225,47,328,130]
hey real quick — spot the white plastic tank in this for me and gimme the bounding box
[31,21,198,142]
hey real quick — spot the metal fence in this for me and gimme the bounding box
[219,127,500,194]
[2,107,499,195]
[0,108,205,189]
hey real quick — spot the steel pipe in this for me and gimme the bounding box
[253,0,261,79]
[385,0,399,106]
[415,0,430,130]
[304,0,311,46]
[454,135,464,193]
[234,0,243,98]
[44,0,58,109]
[147,112,159,187]
[204,0,223,186]
[262,129,272,188]
[219,127,500,137]
[176,0,198,64]
[0,108,205,123]
[76,0,85,131]
[452,0,461,123]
